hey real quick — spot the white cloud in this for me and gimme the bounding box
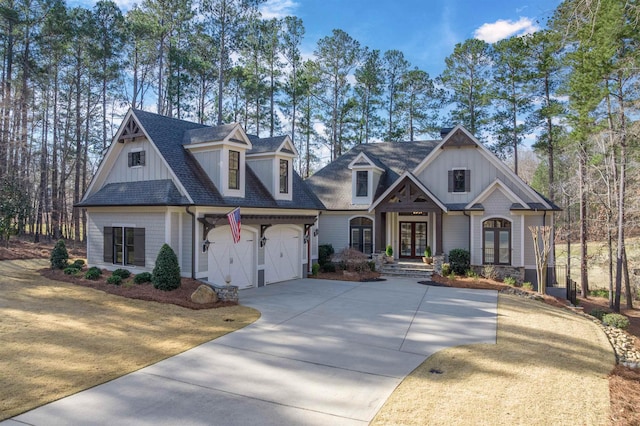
[474,17,539,43]
[259,0,299,19]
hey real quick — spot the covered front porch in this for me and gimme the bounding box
[370,173,446,259]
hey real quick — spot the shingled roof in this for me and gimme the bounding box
[80,109,323,210]
[306,141,440,210]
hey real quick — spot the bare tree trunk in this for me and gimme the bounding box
[579,143,589,298]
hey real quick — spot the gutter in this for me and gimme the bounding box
[185,206,196,279]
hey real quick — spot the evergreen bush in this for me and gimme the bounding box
[107,275,122,285]
[318,244,334,266]
[322,262,337,273]
[84,267,102,280]
[449,248,470,275]
[589,308,608,321]
[133,272,152,284]
[385,245,393,257]
[73,259,85,268]
[152,244,181,291]
[64,266,80,275]
[112,268,131,278]
[50,239,69,269]
[311,263,320,276]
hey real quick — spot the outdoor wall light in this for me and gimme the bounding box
[303,235,310,244]
[313,229,319,237]
[260,236,267,248]
[202,239,210,253]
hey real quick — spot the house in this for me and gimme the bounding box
[306,125,560,286]
[78,109,324,289]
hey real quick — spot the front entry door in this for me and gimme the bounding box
[399,222,427,258]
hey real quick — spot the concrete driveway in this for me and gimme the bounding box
[5,278,497,425]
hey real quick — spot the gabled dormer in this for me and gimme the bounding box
[348,152,384,206]
[246,135,297,201]
[184,123,252,198]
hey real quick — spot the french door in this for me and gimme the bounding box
[399,222,428,258]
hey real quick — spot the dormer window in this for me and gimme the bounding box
[356,171,368,197]
[279,159,289,194]
[229,150,240,190]
[128,151,145,167]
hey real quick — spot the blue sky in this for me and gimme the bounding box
[260,0,561,77]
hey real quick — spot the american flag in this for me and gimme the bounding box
[227,207,241,243]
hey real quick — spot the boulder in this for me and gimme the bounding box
[191,285,218,304]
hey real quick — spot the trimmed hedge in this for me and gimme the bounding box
[112,268,131,279]
[152,244,181,291]
[107,275,122,285]
[84,267,102,280]
[449,248,470,275]
[133,272,152,284]
[63,266,80,275]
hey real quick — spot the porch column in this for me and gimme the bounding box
[436,211,443,255]
[375,210,385,253]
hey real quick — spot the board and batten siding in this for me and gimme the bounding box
[104,139,172,184]
[192,150,221,188]
[417,147,534,206]
[442,214,469,255]
[86,210,167,272]
[247,159,274,195]
[523,215,546,267]
[470,190,523,267]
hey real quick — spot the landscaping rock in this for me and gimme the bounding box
[191,285,218,304]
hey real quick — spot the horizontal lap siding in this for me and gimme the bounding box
[443,215,469,256]
[86,210,166,272]
[318,213,351,252]
[524,215,545,267]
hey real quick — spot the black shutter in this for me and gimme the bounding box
[139,150,146,166]
[448,170,453,192]
[127,152,133,167]
[133,228,145,267]
[465,170,471,192]
[104,227,113,263]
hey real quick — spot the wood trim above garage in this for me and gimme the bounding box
[198,214,316,240]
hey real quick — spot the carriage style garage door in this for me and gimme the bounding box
[264,226,301,285]
[208,226,256,289]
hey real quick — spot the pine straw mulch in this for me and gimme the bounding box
[41,267,237,310]
[0,237,86,261]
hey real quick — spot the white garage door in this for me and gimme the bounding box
[264,226,301,285]
[208,226,256,289]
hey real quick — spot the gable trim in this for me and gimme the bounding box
[82,109,194,205]
[348,152,384,172]
[465,178,528,210]
[368,171,448,213]
[412,124,551,209]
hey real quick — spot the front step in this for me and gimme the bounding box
[380,261,434,279]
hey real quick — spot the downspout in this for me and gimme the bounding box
[463,210,471,253]
[185,206,196,279]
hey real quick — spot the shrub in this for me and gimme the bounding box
[465,270,478,278]
[311,263,320,276]
[482,265,498,280]
[368,261,376,272]
[522,282,533,290]
[152,244,181,291]
[50,239,69,269]
[589,308,608,321]
[318,244,334,266]
[503,276,517,286]
[107,274,122,285]
[133,272,152,284]
[385,245,393,257]
[602,313,629,329]
[322,262,337,273]
[334,247,369,273]
[112,268,131,279]
[64,266,80,275]
[424,245,432,258]
[448,248,470,275]
[441,262,451,276]
[72,259,85,268]
[84,267,102,280]
[589,289,609,298]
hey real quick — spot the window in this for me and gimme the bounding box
[350,217,373,255]
[356,171,368,197]
[128,151,145,167]
[448,169,470,193]
[104,227,145,266]
[229,150,240,190]
[483,219,511,265]
[279,159,288,193]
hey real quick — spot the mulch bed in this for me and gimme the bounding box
[0,238,86,261]
[41,268,237,310]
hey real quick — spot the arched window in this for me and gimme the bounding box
[483,218,511,265]
[350,217,373,255]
